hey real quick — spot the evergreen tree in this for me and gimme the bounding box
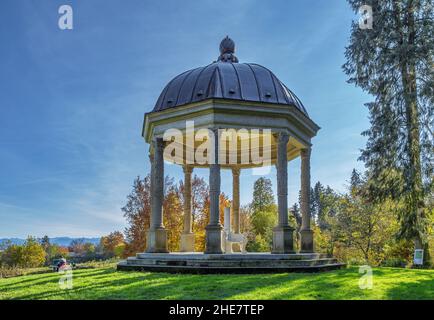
[312,181,325,223]
[290,203,302,228]
[343,0,433,262]
[39,235,50,251]
[251,177,275,213]
[248,177,277,251]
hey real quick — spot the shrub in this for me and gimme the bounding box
[247,234,271,252]
[381,258,407,268]
[0,266,48,278]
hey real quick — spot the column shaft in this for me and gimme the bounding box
[276,133,289,227]
[205,128,223,254]
[183,165,193,233]
[180,165,195,252]
[152,138,164,228]
[300,148,311,230]
[272,132,294,254]
[146,137,168,253]
[209,130,221,226]
[232,168,240,234]
[300,147,314,253]
[148,152,154,227]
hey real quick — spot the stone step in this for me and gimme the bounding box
[135,252,329,260]
[117,262,346,274]
[126,257,338,268]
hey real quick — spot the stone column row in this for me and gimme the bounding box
[272,132,313,254]
[146,130,313,254]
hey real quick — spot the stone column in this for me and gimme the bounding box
[146,137,168,253]
[147,152,154,250]
[205,128,223,254]
[272,132,295,254]
[300,148,314,253]
[180,165,195,252]
[232,167,241,234]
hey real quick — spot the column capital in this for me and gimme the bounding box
[152,137,164,151]
[231,167,241,177]
[209,127,221,135]
[300,147,311,159]
[277,131,289,144]
[182,164,193,175]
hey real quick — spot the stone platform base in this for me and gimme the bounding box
[117,252,345,274]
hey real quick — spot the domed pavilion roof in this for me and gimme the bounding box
[153,36,308,116]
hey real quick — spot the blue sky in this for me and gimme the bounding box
[0,0,370,238]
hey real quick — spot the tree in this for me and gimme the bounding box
[339,172,402,265]
[122,176,151,256]
[1,245,23,267]
[39,235,50,251]
[316,186,340,231]
[69,239,86,255]
[100,231,125,258]
[343,0,433,263]
[83,243,96,256]
[45,244,70,263]
[313,186,342,255]
[179,175,210,230]
[350,169,364,193]
[2,237,45,268]
[39,235,53,264]
[181,175,210,252]
[290,203,302,228]
[248,177,277,251]
[163,182,183,252]
[311,181,325,224]
[21,237,46,268]
[121,174,219,254]
[251,177,275,213]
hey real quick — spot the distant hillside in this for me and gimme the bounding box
[0,237,100,247]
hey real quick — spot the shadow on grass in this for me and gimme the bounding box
[10,267,358,300]
[4,266,433,300]
[385,270,434,300]
[0,268,110,292]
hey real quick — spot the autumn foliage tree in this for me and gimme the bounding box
[100,231,125,258]
[163,178,183,252]
[1,237,45,268]
[122,176,151,256]
[122,174,229,254]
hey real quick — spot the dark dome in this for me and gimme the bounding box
[153,38,308,115]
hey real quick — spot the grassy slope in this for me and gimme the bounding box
[0,265,433,300]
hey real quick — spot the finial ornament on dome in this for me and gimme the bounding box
[217,36,239,63]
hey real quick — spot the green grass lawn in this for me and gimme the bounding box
[0,265,433,300]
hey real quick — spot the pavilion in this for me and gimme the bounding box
[117,37,343,273]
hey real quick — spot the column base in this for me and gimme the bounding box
[300,229,314,253]
[146,228,169,253]
[205,224,223,254]
[180,232,195,252]
[272,226,295,254]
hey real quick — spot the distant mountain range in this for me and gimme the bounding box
[0,237,100,247]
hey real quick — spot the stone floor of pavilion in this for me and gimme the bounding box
[117,252,345,274]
